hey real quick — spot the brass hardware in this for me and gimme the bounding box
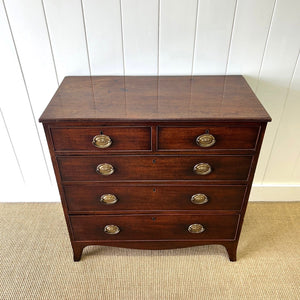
[96,163,114,175]
[193,163,212,175]
[196,133,216,148]
[104,225,120,235]
[92,134,112,148]
[188,224,205,234]
[191,193,208,205]
[100,194,118,205]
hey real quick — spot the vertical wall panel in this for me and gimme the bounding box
[0,110,24,202]
[193,0,236,75]
[159,0,198,75]
[121,0,158,75]
[253,0,300,184]
[4,0,59,186]
[42,0,90,82]
[226,0,275,89]
[4,0,58,118]
[82,0,124,75]
[292,153,300,183]
[264,55,300,183]
[0,2,52,192]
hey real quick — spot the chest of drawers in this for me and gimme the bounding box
[39,76,271,261]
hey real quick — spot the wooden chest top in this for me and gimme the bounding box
[39,76,271,123]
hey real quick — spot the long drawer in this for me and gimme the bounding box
[57,155,253,181]
[64,185,247,212]
[70,214,240,241]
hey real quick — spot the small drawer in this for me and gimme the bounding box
[57,155,252,182]
[70,214,240,241]
[158,126,260,151]
[64,185,247,212]
[51,127,151,151]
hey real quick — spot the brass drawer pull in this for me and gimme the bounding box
[193,163,212,175]
[96,163,114,175]
[191,193,208,205]
[196,133,216,148]
[104,225,120,235]
[92,134,112,148]
[188,224,205,234]
[100,194,118,205]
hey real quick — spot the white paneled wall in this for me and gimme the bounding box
[0,0,299,202]
[83,0,124,75]
[194,0,237,75]
[122,0,158,75]
[159,0,198,74]
[43,0,90,82]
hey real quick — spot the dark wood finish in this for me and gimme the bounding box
[70,214,240,241]
[39,76,271,261]
[64,184,247,212]
[72,243,84,262]
[57,155,253,182]
[39,76,271,122]
[51,126,151,151]
[71,240,238,261]
[158,125,260,150]
[231,122,268,256]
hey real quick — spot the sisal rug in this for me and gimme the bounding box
[0,202,299,299]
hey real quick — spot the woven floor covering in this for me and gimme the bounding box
[0,202,299,300]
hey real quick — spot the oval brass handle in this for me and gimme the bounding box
[191,193,208,205]
[96,163,114,175]
[193,163,212,175]
[100,194,118,205]
[196,133,216,148]
[188,224,205,234]
[92,134,112,148]
[104,225,120,235]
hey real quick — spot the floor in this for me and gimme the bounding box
[0,202,299,300]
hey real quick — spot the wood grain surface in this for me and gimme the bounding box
[39,76,271,122]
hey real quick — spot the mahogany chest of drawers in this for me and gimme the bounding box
[39,76,271,261]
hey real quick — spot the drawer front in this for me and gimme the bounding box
[64,185,246,211]
[158,126,260,150]
[57,155,252,181]
[70,214,240,241]
[51,127,151,151]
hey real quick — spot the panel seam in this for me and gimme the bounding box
[40,0,59,85]
[0,108,25,182]
[255,0,277,92]
[224,0,239,75]
[191,0,199,76]
[80,0,92,75]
